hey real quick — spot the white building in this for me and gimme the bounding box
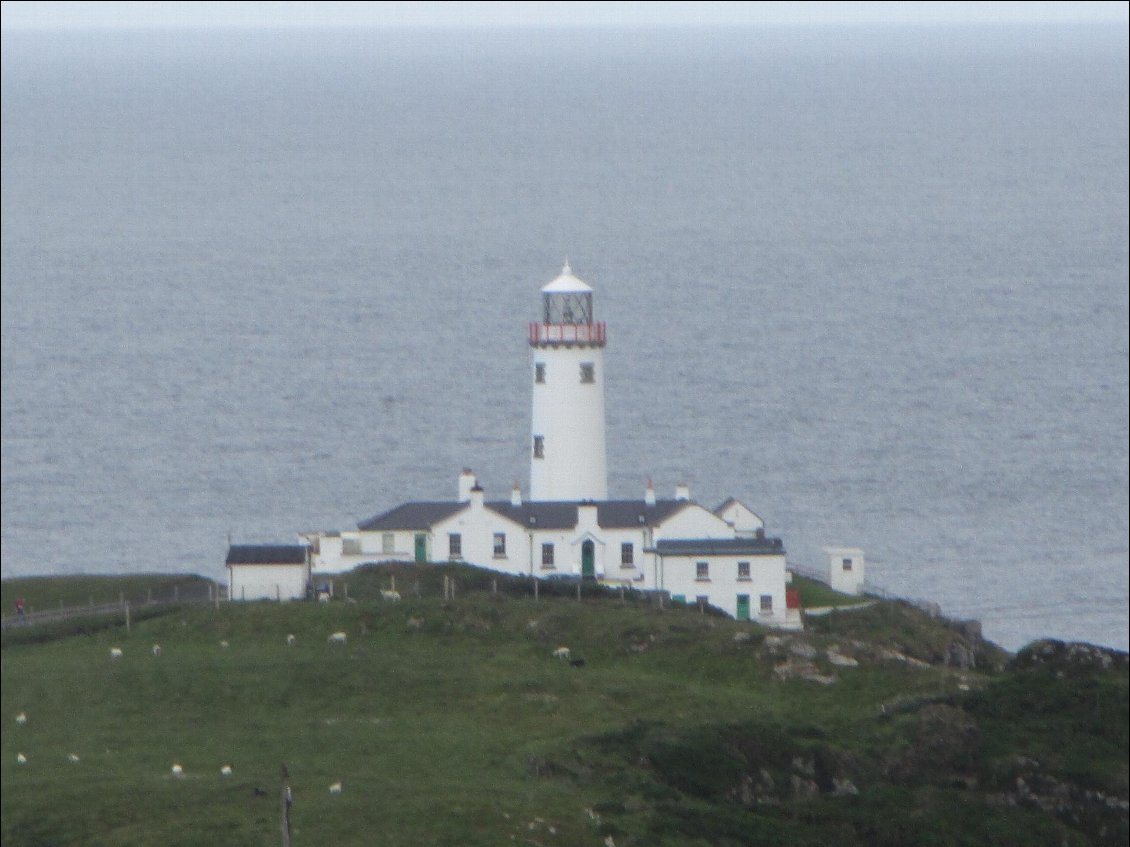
[823,546,865,595]
[227,545,311,602]
[301,264,800,629]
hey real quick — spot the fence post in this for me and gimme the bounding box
[576,581,581,602]
[344,583,349,601]
[148,587,153,604]
[280,763,292,847]
[391,575,396,593]
[125,602,131,634]
[174,585,179,603]
[534,578,539,602]
[492,578,497,595]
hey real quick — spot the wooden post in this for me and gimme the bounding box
[343,582,349,601]
[125,602,130,634]
[119,591,124,607]
[391,575,396,593]
[576,581,582,602]
[534,578,539,602]
[89,595,94,610]
[174,585,179,603]
[148,587,153,604]
[276,584,281,602]
[280,763,292,847]
[492,578,497,595]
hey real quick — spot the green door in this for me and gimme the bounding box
[414,534,427,563]
[736,594,751,621]
[581,541,595,579]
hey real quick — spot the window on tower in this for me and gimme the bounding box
[533,435,544,458]
[535,363,545,383]
[580,363,595,383]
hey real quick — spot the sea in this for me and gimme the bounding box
[2,25,1127,653]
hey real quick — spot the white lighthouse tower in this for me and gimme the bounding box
[528,262,609,502]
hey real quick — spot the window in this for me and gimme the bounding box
[535,362,545,384]
[760,594,773,613]
[533,435,544,458]
[448,533,462,558]
[493,533,506,558]
[842,558,853,571]
[621,542,634,567]
[342,538,361,555]
[541,543,555,568]
[737,561,751,580]
[696,595,709,608]
[580,363,595,383]
[382,533,395,554]
[695,561,709,581]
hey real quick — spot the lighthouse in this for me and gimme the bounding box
[528,262,608,502]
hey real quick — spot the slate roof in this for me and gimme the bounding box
[651,537,785,556]
[357,501,467,531]
[357,499,694,532]
[226,545,309,566]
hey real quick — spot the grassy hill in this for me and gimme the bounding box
[2,564,1126,846]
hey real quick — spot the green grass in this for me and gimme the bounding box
[2,565,1126,846]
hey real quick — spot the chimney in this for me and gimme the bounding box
[644,477,656,506]
[675,482,690,501]
[511,482,523,507]
[470,483,485,509]
[457,468,476,502]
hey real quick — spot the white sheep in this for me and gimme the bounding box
[15,712,27,725]
[109,647,123,660]
[171,763,184,777]
[327,631,347,645]
[286,634,296,646]
[380,590,401,602]
[17,753,27,765]
[152,644,161,657]
[219,640,229,649]
[329,781,343,794]
[552,646,571,661]
[67,753,80,763]
[220,764,233,777]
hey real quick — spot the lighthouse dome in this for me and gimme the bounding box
[541,261,592,294]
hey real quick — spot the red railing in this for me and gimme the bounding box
[529,322,607,347]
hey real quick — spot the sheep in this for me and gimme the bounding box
[328,781,343,794]
[17,753,27,765]
[380,589,401,602]
[286,634,296,646]
[152,644,161,657]
[171,764,184,777]
[220,764,233,777]
[15,712,27,726]
[570,658,587,668]
[327,631,347,645]
[109,647,123,660]
[67,753,80,763]
[219,640,230,649]
[552,646,571,660]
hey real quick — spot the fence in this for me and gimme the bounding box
[1,582,226,631]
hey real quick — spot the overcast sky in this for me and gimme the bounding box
[2,1,1128,30]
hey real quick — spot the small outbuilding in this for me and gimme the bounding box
[226,544,311,602]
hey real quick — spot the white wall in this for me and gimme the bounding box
[658,552,793,628]
[431,499,530,575]
[229,564,310,602]
[716,501,765,535]
[824,547,865,595]
[530,343,608,501]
